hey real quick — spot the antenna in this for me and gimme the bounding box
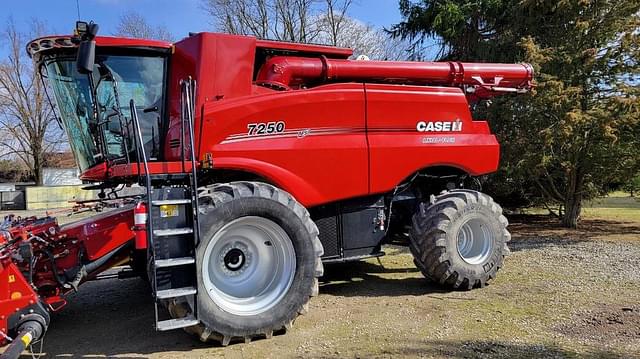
[76,0,81,21]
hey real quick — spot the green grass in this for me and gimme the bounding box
[524,191,640,224]
[582,207,640,222]
[584,191,640,223]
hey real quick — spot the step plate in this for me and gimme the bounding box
[156,286,197,299]
[152,199,192,206]
[154,228,193,237]
[157,316,199,331]
[155,257,196,268]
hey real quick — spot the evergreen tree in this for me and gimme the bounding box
[392,0,640,227]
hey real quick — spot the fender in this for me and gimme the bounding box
[212,157,325,207]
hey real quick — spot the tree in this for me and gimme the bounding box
[392,0,640,228]
[114,11,175,42]
[0,159,28,182]
[623,174,640,197]
[0,21,64,185]
[315,14,410,60]
[202,0,324,42]
[201,0,410,60]
[390,0,515,61]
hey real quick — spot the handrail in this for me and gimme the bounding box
[183,78,201,241]
[180,81,187,173]
[130,98,158,325]
[129,99,153,246]
[181,77,201,323]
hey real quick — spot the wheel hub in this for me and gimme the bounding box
[219,243,251,276]
[456,217,493,265]
[223,248,246,271]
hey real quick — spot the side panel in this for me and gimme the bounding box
[0,262,40,342]
[60,205,135,260]
[365,84,500,194]
[310,195,385,261]
[165,33,257,161]
[201,83,368,207]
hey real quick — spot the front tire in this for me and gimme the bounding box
[170,182,323,345]
[409,190,510,290]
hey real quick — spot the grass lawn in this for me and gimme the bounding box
[524,191,640,225]
[583,191,640,223]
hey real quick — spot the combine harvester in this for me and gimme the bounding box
[0,21,533,356]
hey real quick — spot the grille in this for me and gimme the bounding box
[316,216,340,258]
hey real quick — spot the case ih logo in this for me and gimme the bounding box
[416,120,463,132]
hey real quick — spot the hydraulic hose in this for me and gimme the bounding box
[0,319,45,359]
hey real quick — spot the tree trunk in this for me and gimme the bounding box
[562,194,582,228]
[561,167,584,228]
[33,153,43,186]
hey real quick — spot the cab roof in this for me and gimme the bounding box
[26,33,353,62]
[26,35,172,61]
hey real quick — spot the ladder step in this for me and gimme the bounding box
[153,228,193,237]
[156,286,197,299]
[151,199,192,206]
[155,257,195,268]
[156,316,199,331]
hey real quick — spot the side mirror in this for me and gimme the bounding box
[76,40,95,74]
[75,22,99,74]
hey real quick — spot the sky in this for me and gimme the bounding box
[3,0,403,46]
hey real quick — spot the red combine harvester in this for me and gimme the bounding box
[0,21,533,356]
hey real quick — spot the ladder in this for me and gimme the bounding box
[130,78,201,331]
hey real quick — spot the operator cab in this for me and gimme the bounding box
[27,22,171,179]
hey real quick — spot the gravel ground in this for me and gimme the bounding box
[2,211,640,358]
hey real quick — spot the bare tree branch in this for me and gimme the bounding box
[114,11,175,42]
[201,0,411,60]
[0,20,64,185]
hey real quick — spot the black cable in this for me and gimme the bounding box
[42,249,66,287]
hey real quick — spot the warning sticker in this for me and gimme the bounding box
[159,205,179,218]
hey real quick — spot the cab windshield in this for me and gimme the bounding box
[44,53,166,172]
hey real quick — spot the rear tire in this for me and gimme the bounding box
[170,182,323,345]
[409,189,510,290]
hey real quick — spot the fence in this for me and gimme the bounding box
[25,185,99,210]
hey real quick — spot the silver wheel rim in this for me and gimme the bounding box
[202,216,296,316]
[456,217,493,265]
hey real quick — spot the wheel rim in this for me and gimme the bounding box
[456,217,493,265]
[202,216,296,316]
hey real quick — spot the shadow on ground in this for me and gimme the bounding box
[320,260,444,297]
[28,277,211,358]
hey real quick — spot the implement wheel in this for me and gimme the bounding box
[170,181,323,345]
[409,190,510,290]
